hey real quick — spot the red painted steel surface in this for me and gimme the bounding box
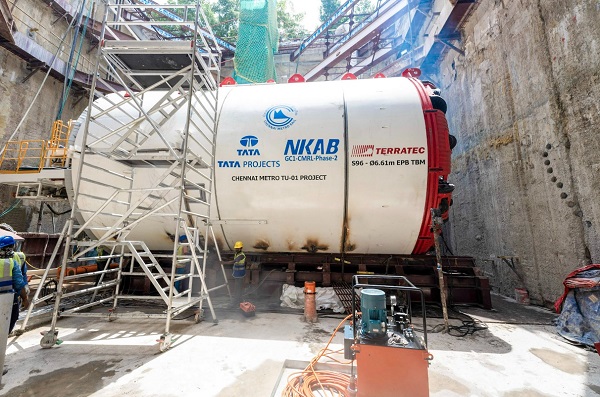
[355,343,431,397]
[409,77,453,254]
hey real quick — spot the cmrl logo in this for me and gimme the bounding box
[264,105,297,130]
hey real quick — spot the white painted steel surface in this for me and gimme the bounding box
[215,82,346,254]
[71,94,214,251]
[70,77,429,254]
[344,78,427,254]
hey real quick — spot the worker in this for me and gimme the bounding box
[74,236,98,267]
[0,236,28,380]
[9,247,29,334]
[12,250,25,269]
[221,241,246,307]
[175,235,190,292]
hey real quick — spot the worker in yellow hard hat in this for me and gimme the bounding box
[221,241,246,307]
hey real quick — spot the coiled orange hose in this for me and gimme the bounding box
[283,370,351,396]
[282,314,355,397]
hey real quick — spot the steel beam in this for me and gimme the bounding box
[0,0,13,43]
[304,0,411,81]
[290,0,363,61]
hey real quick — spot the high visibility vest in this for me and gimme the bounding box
[176,245,190,268]
[13,251,25,263]
[13,251,28,289]
[232,252,246,278]
[0,257,15,293]
[14,251,26,268]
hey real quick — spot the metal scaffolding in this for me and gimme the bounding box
[27,0,227,352]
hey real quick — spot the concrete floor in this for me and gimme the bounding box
[1,294,598,397]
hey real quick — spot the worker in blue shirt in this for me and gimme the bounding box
[175,235,190,292]
[0,236,28,379]
[10,248,30,334]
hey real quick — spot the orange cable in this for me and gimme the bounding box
[282,314,355,397]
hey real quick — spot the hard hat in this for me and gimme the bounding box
[234,241,243,249]
[0,235,15,249]
[179,235,188,242]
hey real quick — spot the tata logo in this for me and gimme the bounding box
[239,135,258,147]
[217,160,241,168]
[238,135,260,156]
[264,105,297,130]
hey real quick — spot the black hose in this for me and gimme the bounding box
[41,279,58,303]
[45,203,71,216]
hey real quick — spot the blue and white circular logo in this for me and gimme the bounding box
[264,105,297,130]
[240,135,259,147]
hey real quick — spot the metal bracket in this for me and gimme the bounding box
[71,91,87,109]
[436,37,465,56]
[22,60,46,83]
[498,256,525,284]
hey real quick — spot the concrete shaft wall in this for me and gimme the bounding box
[0,0,94,141]
[0,46,74,234]
[0,0,90,233]
[0,48,84,143]
[438,0,600,306]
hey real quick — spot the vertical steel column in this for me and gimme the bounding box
[431,208,449,333]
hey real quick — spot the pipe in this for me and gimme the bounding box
[303,281,317,323]
[55,262,119,278]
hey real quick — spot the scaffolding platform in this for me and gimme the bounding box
[23,0,229,353]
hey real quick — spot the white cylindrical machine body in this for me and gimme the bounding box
[70,77,452,255]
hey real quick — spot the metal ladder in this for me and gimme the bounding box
[28,0,226,352]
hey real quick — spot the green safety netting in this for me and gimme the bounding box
[233,0,279,84]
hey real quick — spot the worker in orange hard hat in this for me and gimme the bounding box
[221,241,246,307]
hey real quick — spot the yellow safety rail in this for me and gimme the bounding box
[0,140,47,173]
[46,120,72,167]
[0,120,73,174]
